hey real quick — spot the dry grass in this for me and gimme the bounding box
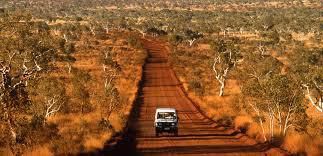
[24,31,146,155]
[170,32,322,154]
[83,133,112,151]
[233,116,265,142]
[171,41,241,123]
[234,116,253,131]
[282,133,320,155]
[23,145,52,156]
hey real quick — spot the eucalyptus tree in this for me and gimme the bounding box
[211,38,240,96]
[240,52,308,141]
[0,13,57,151]
[289,48,323,112]
[101,47,121,120]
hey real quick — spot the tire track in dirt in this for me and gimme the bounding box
[104,39,287,156]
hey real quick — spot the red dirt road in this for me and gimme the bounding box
[108,39,286,156]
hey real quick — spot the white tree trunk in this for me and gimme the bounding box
[45,96,62,118]
[67,63,72,74]
[219,79,225,96]
[188,39,196,47]
[274,103,282,135]
[249,103,267,142]
[8,120,16,143]
[268,106,274,141]
[105,27,109,34]
[283,101,297,136]
[303,84,323,112]
[213,56,230,97]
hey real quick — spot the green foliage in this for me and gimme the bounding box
[184,29,203,40]
[288,48,322,83]
[211,37,241,66]
[146,27,167,36]
[242,73,308,135]
[127,35,143,49]
[168,34,183,45]
[0,13,59,153]
[239,53,283,82]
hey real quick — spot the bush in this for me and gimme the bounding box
[98,118,113,131]
[234,116,252,133]
[217,115,233,127]
[188,79,204,96]
[64,43,76,54]
[127,36,143,49]
[30,115,45,129]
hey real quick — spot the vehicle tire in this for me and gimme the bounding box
[174,129,178,136]
[155,129,159,137]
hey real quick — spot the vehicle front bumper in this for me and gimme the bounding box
[155,123,178,131]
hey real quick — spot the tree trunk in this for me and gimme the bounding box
[250,103,267,142]
[268,107,274,142]
[259,117,267,142]
[8,120,17,143]
[275,103,283,135]
[188,39,196,47]
[219,79,225,96]
[303,84,323,112]
[67,63,72,74]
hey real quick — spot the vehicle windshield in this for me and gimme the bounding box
[157,112,176,119]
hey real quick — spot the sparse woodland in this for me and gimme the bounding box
[0,0,322,155]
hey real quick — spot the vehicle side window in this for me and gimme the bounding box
[157,113,162,119]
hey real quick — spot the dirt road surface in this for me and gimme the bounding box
[107,39,286,156]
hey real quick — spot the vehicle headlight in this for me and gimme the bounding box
[157,123,162,126]
[171,123,175,126]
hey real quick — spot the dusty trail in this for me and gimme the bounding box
[108,39,285,156]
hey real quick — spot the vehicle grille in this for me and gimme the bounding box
[160,122,174,126]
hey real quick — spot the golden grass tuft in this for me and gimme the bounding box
[234,115,253,131]
[234,116,267,143]
[84,133,112,151]
[24,146,53,156]
[109,112,125,132]
[246,123,264,142]
[282,133,320,155]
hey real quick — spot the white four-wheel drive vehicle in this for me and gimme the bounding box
[154,108,178,136]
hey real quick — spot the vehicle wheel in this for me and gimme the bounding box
[174,129,178,136]
[155,129,159,137]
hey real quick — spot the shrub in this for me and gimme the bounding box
[64,43,76,54]
[234,116,252,133]
[30,115,45,129]
[217,115,233,127]
[98,118,113,131]
[188,79,204,96]
[127,36,143,49]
